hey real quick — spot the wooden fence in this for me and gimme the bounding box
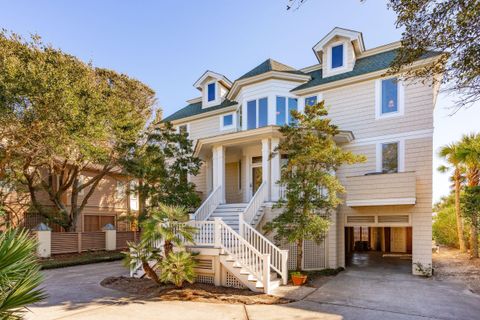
[50,231,138,255]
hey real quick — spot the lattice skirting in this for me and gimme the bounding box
[282,240,326,270]
[195,274,215,285]
[225,271,246,289]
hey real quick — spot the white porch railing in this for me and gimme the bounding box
[243,181,268,224]
[216,218,271,292]
[190,221,215,246]
[190,186,222,221]
[240,221,288,285]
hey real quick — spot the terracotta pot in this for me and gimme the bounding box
[291,274,307,286]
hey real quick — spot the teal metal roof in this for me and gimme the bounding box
[238,58,305,80]
[162,99,237,123]
[291,49,442,92]
[163,49,442,122]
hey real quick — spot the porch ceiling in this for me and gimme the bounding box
[193,125,355,158]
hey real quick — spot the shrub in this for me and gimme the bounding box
[159,251,197,288]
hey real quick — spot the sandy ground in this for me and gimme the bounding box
[433,246,480,294]
[101,276,292,305]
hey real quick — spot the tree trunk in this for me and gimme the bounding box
[142,261,160,284]
[454,174,466,252]
[296,239,303,271]
[470,222,478,258]
[164,240,173,258]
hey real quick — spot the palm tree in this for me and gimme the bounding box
[457,133,480,258]
[438,143,467,252]
[141,204,197,257]
[123,241,162,284]
[159,251,197,288]
[0,228,47,319]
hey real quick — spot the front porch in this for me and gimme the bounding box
[195,126,284,205]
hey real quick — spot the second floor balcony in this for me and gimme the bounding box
[345,171,416,207]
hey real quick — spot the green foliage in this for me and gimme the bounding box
[433,193,463,247]
[264,101,365,271]
[159,251,197,288]
[0,30,155,231]
[123,121,202,216]
[388,0,479,109]
[0,228,47,319]
[40,251,125,270]
[123,240,162,284]
[141,204,197,257]
[461,186,480,229]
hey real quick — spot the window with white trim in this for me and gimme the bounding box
[247,97,268,130]
[381,142,398,173]
[305,96,317,107]
[177,124,189,136]
[207,82,216,102]
[116,181,126,200]
[331,44,344,69]
[220,112,235,131]
[276,96,298,125]
[375,77,404,119]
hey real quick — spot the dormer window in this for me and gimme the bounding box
[331,44,344,68]
[207,82,216,102]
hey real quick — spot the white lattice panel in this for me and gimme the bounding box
[303,240,326,270]
[225,272,246,289]
[196,274,215,285]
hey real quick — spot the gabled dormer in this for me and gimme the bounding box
[193,70,232,109]
[312,27,365,78]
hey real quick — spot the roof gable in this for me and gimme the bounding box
[162,99,237,123]
[237,58,305,81]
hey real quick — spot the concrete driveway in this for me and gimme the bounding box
[26,258,480,320]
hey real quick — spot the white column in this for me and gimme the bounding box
[270,137,280,202]
[104,230,116,251]
[212,145,226,203]
[261,138,271,201]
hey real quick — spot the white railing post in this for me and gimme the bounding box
[214,218,222,249]
[263,253,271,294]
[280,250,289,285]
[239,212,245,238]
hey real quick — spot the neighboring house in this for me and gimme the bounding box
[3,168,139,232]
[158,27,442,291]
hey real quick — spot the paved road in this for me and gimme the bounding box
[26,259,480,320]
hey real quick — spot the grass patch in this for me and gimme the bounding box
[40,250,125,270]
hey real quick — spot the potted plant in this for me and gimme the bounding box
[291,271,308,286]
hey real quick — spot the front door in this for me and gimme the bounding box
[252,166,263,195]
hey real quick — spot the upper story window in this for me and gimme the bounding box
[178,124,189,136]
[247,98,268,130]
[220,112,235,131]
[276,96,298,125]
[381,142,398,173]
[116,181,126,200]
[305,96,317,107]
[207,82,216,102]
[375,77,404,119]
[331,44,344,69]
[382,78,398,114]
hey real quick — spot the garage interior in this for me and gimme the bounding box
[345,226,412,270]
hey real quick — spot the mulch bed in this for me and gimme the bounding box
[101,276,292,305]
[40,250,125,269]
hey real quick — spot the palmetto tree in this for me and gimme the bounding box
[159,251,197,288]
[438,143,467,252]
[142,204,197,257]
[123,241,162,284]
[457,133,480,258]
[0,228,47,319]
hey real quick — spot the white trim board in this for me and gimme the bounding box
[346,198,416,206]
[350,129,433,147]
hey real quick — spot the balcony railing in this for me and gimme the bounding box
[345,171,416,207]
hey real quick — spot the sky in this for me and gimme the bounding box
[0,0,478,203]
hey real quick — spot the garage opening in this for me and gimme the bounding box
[345,226,412,272]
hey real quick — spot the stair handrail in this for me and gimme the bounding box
[239,221,288,285]
[215,218,270,291]
[242,181,268,224]
[190,186,222,221]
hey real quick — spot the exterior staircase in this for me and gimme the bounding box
[207,203,265,232]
